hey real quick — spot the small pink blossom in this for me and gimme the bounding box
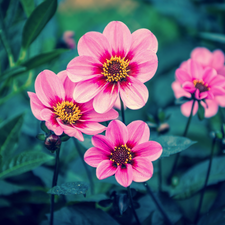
[63,31,76,49]
[84,120,162,187]
[28,70,118,141]
[67,21,158,113]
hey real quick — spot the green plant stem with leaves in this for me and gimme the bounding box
[50,147,61,225]
[194,136,216,223]
[73,138,94,194]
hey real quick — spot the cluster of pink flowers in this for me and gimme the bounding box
[29,21,162,187]
[172,47,225,117]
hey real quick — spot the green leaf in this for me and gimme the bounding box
[22,0,57,49]
[47,182,89,195]
[157,109,165,122]
[154,135,197,157]
[169,156,225,199]
[79,134,93,149]
[199,32,225,44]
[0,66,26,81]
[21,49,68,70]
[0,114,24,160]
[0,150,54,179]
[20,0,35,17]
[198,101,205,121]
[36,134,46,141]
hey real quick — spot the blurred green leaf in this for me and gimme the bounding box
[36,134,46,141]
[0,66,26,81]
[157,109,165,122]
[199,32,225,44]
[48,182,89,195]
[198,102,205,121]
[0,114,24,160]
[169,156,225,199]
[20,0,35,17]
[0,150,54,179]
[154,135,197,157]
[22,0,57,49]
[79,134,93,149]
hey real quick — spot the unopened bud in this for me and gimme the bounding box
[157,123,170,134]
[44,134,61,152]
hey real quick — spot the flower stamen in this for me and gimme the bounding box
[102,56,130,82]
[193,79,210,93]
[53,101,82,124]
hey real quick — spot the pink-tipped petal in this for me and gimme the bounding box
[127,121,150,148]
[84,147,110,167]
[181,100,198,117]
[132,157,153,182]
[171,81,191,99]
[191,47,212,67]
[211,50,225,70]
[132,141,162,161]
[103,21,132,57]
[28,92,46,120]
[202,100,219,118]
[35,70,65,108]
[93,82,119,113]
[115,164,133,187]
[120,77,148,110]
[175,69,192,84]
[73,76,106,103]
[77,32,111,62]
[92,135,114,152]
[67,56,102,82]
[75,121,106,135]
[190,60,204,79]
[96,160,118,180]
[106,120,128,147]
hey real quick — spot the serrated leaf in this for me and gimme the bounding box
[0,114,24,160]
[47,182,89,195]
[22,0,57,49]
[198,102,205,121]
[169,156,225,199]
[0,150,54,179]
[199,32,225,44]
[154,135,197,157]
[21,49,68,70]
[20,0,35,17]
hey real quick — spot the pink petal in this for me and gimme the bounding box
[92,135,114,152]
[73,76,107,103]
[75,121,106,135]
[191,47,212,67]
[67,56,102,82]
[202,68,217,84]
[175,69,192,84]
[132,157,153,182]
[84,147,110,167]
[132,141,162,161]
[198,91,208,100]
[96,160,118,180]
[57,70,67,83]
[218,66,225,77]
[190,60,204,79]
[93,82,119,113]
[202,100,219,118]
[182,81,196,93]
[215,95,225,107]
[103,21,132,57]
[181,100,198,117]
[77,31,111,62]
[171,81,191,99]
[113,96,126,110]
[211,50,225,70]
[35,70,65,108]
[79,100,94,114]
[63,76,77,101]
[115,164,133,187]
[120,76,148,110]
[129,50,158,83]
[106,120,128,147]
[210,86,225,96]
[209,74,225,87]
[127,120,150,148]
[28,92,46,120]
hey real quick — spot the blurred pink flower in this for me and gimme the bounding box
[84,120,162,187]
[63,31,76,49]
[28,70,118,141]
[67,21,158,113]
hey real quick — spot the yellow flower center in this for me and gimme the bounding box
[110,144,132,166]
[53,101,82,124]
[193,79,210,93]
[102,56,130,82]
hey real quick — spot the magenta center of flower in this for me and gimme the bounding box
[193,79,210,93]
[102,56,130,82]
[53,101,82,124]
[110,144,132,166]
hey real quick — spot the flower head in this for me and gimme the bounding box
[67,21,158,113]
[84,120,162,187]
[28,70,118,141]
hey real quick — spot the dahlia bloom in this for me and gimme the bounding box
[84,120,162,187]
[67,21,158,113]
[28,70,118,141]
[172,59,225,117]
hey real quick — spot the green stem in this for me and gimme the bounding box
[120,98,125,124]
[50,147,61,225]
[127,186,141,225]
[194,137,216,223]
[73,138,94,194]
[168,100,196,184]
[143,182,173,225]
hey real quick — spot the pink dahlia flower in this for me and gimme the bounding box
[67,21,158,113]
[84,120,162,187]
[28,70,118,141]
